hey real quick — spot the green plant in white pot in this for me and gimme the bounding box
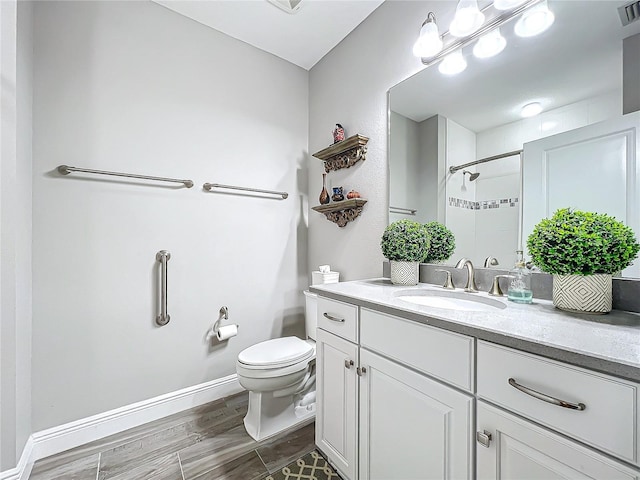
[381,220,430,286]
[527,208,640,313]
[423,222,455,263]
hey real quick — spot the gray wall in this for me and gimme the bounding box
[0,0,33,470]
[308,1,435,280]
[32,1,308,431]
[623,33,640,115]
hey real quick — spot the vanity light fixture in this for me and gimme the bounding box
[450,0,485,37]
[439,50,468,75]
[514,0,555,37]
[493,0,528,10]
[521,102,543,117]
[413,12,444,58]
[473,28,507,58]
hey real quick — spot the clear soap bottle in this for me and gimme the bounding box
[507,250,533,304]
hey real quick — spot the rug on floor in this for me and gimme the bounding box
[265,450,342,480]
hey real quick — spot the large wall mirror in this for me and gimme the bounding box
[389,0,640,277]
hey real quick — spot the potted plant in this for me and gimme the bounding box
[527,208,640,313]
[381,220,430,285]
[423,222,455,263]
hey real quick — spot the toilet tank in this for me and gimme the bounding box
[303,290,318,340]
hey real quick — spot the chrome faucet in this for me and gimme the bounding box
[455,258,478,292]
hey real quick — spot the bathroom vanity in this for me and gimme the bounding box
[311,279,640,480]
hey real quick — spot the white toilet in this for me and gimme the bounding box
[236,290,318,441]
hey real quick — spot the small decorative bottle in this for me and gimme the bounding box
[507,250,533,304]
[319,173,330,205]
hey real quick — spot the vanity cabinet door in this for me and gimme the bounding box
[477,402,640,480]
[359,349,473,480]
[315,328,358,480]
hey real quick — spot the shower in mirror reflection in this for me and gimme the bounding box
[460,170,480,192]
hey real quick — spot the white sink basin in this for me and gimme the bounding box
[395,290,506,312]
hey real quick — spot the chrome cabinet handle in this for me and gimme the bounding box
[345,359,354,369]
[357,366,367,376]
[508,378,586,411]
[323,312,345,323]
[156,250,171,326]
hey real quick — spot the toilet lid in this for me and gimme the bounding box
[238,337,314,368]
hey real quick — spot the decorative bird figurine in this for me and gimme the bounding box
[333,124,345,144]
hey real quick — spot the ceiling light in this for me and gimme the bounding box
[473,28,507,58]
[450,0,485,37]
[493,0,528,11]
[413,13,443,58]
[521,102,543,117]
[439,50,467,75]
[514,0,555,37]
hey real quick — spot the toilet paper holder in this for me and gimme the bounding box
[208,306,239,341]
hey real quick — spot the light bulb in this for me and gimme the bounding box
[515,0,555,37]
[521,102,543,117]
[473,29,507,58]
[493,0,527,10]
[439,50,467,75]
[449,0,485,37]
[412,16,443,58]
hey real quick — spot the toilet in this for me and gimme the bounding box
[236,290,318,441]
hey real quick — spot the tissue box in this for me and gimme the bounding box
[312,271,340,285]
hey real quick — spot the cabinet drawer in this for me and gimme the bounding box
[317,296,358,343]
[360,308,474,392]
[477,341,640,465]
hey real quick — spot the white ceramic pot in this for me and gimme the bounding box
[390,261,419,286]
[552,274,612,314]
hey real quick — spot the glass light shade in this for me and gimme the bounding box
[438,50,467,75]
[493,0,527,10]
[413,20,443,57]
[514,0,555,37]
[449,0,485,37]
[473,29,507,58]
[521,102,543,117]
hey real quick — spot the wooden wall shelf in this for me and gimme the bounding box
[312,199,367,227]
[312,134,369,173]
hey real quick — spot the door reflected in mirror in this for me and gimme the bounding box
[389,0,640,276]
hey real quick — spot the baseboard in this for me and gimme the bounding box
[0,374,242,480]
[0,437,34,480]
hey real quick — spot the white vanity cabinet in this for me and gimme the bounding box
[315,292,640,480]
[316,297,360,480]
[477,402,640,480]
[359,348,474,479]
[316,299,474,480]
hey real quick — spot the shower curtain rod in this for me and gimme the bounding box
[448,149,523,174]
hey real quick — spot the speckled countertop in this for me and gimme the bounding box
[310,279,640,383]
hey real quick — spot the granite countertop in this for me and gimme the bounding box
[310,278,640,383]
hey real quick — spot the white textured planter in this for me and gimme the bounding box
[390,261,419,286]
[552,274,612,314]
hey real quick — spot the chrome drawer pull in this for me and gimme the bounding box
[323,312,345,323]
[508,378,586,411]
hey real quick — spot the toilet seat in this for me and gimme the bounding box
[238,337,314,370]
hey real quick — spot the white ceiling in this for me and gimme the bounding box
[390,0,640,133]
[154,0,385,70]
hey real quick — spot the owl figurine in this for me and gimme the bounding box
[333,124,345,144]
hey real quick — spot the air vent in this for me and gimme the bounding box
[267,0,303,14]
[618,0,640,26]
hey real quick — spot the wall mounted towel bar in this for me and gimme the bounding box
[57,165,194,188]
[202,182,288,199]
[389,206,417,215]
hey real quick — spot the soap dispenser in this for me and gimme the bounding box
[507,250,533,304]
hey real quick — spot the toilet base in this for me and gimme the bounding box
[243,390,316,441]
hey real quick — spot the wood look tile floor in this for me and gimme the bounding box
[29,392,316,480]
